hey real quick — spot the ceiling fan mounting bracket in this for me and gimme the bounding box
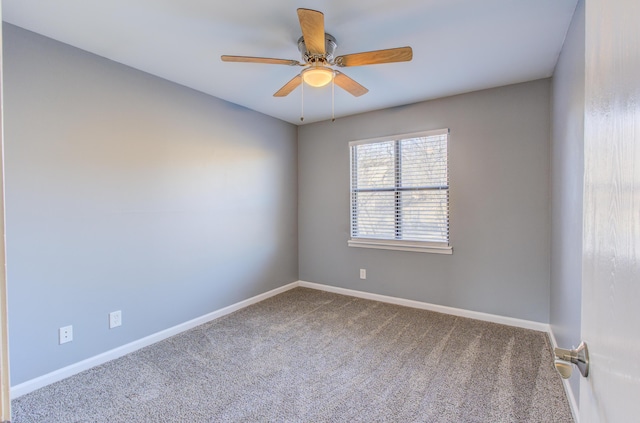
[298,33,337,63]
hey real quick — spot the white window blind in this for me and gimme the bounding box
[349,129,451,253]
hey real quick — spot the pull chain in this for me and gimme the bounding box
[331,75,335,122]
[300,78,304,122]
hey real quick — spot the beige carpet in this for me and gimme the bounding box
[12,287,574,422]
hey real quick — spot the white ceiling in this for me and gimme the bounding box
[2,0,578,125]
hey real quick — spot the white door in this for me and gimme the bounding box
[581,0,640,421]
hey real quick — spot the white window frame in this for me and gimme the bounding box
[348,128,452,254]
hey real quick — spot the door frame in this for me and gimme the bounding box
[0,6,12,421]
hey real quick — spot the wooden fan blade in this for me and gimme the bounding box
[334,47,413,67]
[221,55,301,66]
[274,75,302,97]
[297,8,325,55]
[334,72,368,97]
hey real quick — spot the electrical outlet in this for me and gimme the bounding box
[59,325,73,344]
[360,269,367,279]
[109,310,122,329]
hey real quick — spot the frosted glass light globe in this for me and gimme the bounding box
[302,67,334,87]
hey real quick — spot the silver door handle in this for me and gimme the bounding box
[554,341,589,379]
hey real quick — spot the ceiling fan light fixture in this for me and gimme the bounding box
[302,66,334,87]
[222,9,412,101]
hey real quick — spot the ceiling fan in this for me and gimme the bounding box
[221,8,413,98]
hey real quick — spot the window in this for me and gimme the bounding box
[349,129,451,254]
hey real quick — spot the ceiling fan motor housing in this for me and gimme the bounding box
[298,33,337,63]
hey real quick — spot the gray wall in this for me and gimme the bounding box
[298,80,551,322]
[550,0,584,404]
[3,24,298,385]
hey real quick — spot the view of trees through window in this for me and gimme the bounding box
[350,132,449,245]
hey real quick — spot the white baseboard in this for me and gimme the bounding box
[10,281,299,399]
[547,328,580,423]
[298,281,550,332]
[12,279,570,408]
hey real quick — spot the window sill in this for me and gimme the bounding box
[348,239,453,254]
